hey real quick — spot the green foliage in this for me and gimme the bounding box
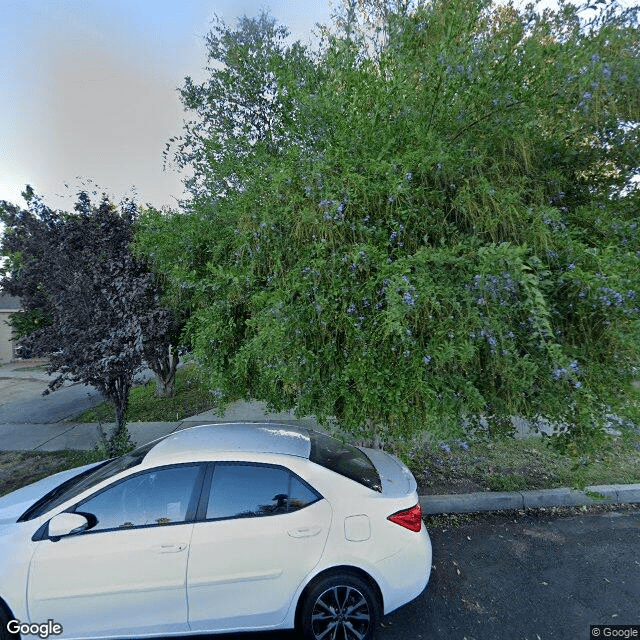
[140,1,640,458]
[95,422,135,458]
[8,309,51,341]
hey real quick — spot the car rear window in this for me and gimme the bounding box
[309,431,382,492]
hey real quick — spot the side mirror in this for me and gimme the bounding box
[48,513,89,538]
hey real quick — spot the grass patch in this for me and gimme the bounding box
[3,434,638,501]
[2,431,639,500]
[409,431,640,494]
[70,365,219,423]
[0,449,106,497]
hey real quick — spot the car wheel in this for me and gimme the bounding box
[300,573,380,640]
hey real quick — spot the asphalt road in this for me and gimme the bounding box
[380,508,640,640]
[0,365,152,423]
[0,380,103,423]
[194,508,640,640]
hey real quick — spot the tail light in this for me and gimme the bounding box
[387,503,422,532]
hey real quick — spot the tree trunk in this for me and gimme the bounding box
[148,344,179,398]
[107,376,133,456]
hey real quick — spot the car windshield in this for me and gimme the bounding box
[18,438,164,522]
[309,431,382,492]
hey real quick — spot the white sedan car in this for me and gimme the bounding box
[0,423,431,640]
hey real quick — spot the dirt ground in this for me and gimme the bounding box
[0,451,75,497]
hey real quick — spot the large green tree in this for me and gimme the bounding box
[140,0,640,457]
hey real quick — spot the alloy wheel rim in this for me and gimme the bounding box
[311,584,371,640]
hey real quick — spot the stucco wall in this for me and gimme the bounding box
[0,310,17,363]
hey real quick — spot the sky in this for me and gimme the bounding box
[0,0,333,212]
[2,0,634,214]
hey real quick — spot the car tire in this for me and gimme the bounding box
[299,573,380,640]
[0,604,20,640]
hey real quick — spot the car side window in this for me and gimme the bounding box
[289,475,320,511]
[206,463,320,520]
[73,465,201,532]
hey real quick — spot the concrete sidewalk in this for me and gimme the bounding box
[0,401,319,452]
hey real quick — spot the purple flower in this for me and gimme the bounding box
[553,367,567,380]
[423,355,432,365]
[403,291,417,307]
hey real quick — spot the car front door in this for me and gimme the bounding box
[28,464,204,639]
[187,462,332,632]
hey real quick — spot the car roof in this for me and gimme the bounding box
[143,422,313,466]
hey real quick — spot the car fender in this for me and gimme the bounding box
[0,524,40,623]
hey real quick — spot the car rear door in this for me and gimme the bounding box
[187,462,332,632]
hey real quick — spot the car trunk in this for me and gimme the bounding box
[360,448,417,498]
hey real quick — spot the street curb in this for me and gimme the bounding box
[419,484,640,514]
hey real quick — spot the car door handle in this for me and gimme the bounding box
[154,543,187,553]
[288,526,322,538]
